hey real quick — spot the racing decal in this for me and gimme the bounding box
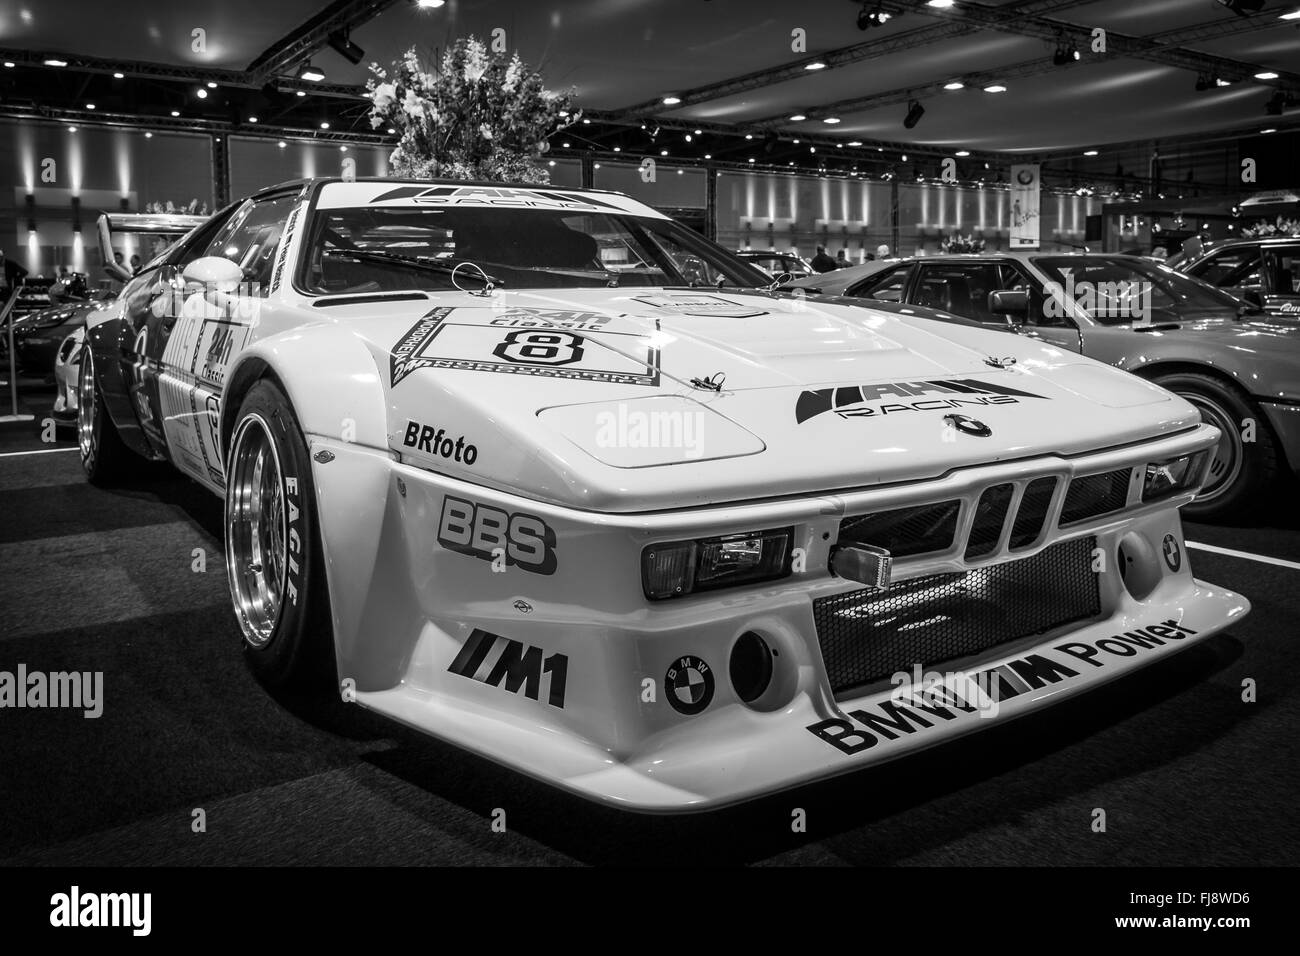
[795,378,1049,424]
[665,655,715,716]
[447,628,568,708]
[390,308,660,388]
[370,184,623,213]
[489,308,614,331]
[1162,534,1182,572]
[807,619,1199,754]
[270,204,301,294]
[632,293,769,318]
[437,495,558,575]
[401,419,479,465]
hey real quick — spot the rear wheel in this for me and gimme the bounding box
[225,380,335,690]
[1158,371,1279,521]
[78,345,137,484]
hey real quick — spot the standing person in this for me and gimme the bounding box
[810,245,837,273]
[0,248,28,301]
[835,248,851,269]
[876,243,892,260]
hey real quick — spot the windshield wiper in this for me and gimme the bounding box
[323,247,500,287]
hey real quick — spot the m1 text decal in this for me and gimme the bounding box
[447,629,568,708]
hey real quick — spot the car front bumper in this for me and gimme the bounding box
[304,423,1248,811]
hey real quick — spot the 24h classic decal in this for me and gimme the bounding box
[389,308,660,387]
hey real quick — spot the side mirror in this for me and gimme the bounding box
[989,289,1030,323]
[182,255,244,292]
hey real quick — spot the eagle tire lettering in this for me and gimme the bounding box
[437,495,557,575]
[285,475,302,606]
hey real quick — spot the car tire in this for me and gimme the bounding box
[225,379,336,692]
[1157,371,1279,522]
[77,344,137,485]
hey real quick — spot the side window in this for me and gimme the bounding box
[847,265,912,301]
[1190,248,1261,291]
[1262,245,1300,297]
[180,194,298,296]
[999,262,1065,328]
[912,264,1005,322]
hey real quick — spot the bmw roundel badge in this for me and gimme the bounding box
[944,413,992,437]
[665,655,715,716]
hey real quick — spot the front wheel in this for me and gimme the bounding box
[1158,372,1280,522]
[78,343,137,484]
[225,380,334,690]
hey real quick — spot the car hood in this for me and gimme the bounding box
[330,288,1199,512]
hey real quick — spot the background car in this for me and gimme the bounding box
[736,250,813,281]
[786,259,902,297]
[811,251,1300,520]
[1178,235,1300,317]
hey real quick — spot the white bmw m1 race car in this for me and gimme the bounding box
[79,178,1249,811]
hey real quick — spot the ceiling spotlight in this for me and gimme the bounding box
[660,149,668,156]
[298,62,325,82]
[207,81,217,88]
[85,103,95,110]
[748,158,755,163]
[278,140,287,148]
[1084,149,1099,156]
[745,133,753,139]
[196,88,208,98]
[613,146,621,151]
[582,118,590,124]
[1218,0,1265,16]
[790,113,807,121]
[857,2,892,29]
[296,90,306,97]
[170,110,180,117]
[1255,71,1279,80]
[848,140,863,146]
[704,153,712,159]
[387,127,395,134]
[943,80,964,90]
[983,84,1007,93]
[248,116,258,123]
[3,62,14,68]
[805,61,827,71]
[1261,127,1278,133]
[955,149,970,156]
[927,0,955,7]
[144,132,152,138]
[694,128,702,135]
[823,116,841,124]
[662,95,681,105]
[327,30,365,65]
[903,99,925,129]
[416,0,446,7]
[1216,77,1231,87]
[685,134,693,142]
[113,71,124,78]
[43,57,68,67]
[68,126,77,133]
[340,145,348,152]
[320,121,330,129]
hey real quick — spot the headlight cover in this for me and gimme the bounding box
[642,527,793,600]
[1142,451,1208,502]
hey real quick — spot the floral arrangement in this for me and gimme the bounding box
[1241,216,1300,239]
[367,38,578,184]
[940,233,986,254]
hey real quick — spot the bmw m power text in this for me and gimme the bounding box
[78,178,1249,810]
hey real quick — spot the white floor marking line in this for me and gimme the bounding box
[1187,541,1300,572]
[0,447,79,459]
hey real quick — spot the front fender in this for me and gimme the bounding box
[220,324,389,458]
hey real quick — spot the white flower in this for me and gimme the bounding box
[402,89,424,118]
[371,82,396,111]
[503,58,522,93]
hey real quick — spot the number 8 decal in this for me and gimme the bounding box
[493,329,585,366]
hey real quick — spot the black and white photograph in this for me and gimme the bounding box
[0,0,1295,930]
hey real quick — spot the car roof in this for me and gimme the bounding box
[248,176,633,202]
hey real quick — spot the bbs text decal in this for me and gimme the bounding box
[437,495,558,575]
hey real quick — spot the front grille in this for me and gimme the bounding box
[838,500,960,558]
[964,483,1014,560]
[1009,476,1058,550]
[813,536,1101,697]
[1061,468,1133,525]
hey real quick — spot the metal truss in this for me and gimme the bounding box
[246,0,401,82]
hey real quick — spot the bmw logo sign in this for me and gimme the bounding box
[944,413,992,437]
[665,655,715,715]
[1162,534,1182,572]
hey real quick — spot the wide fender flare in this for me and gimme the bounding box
[219,324,389,457]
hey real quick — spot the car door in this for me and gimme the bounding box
[135,192,298,488]
[1260,242,1300,315]
[1185,245,1263,302]
[997,260,1084,353]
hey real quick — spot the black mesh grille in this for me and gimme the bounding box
[1061,468,1133,525]
[1010,476,1058,550]
[838,500,960,558]
[964,483,1014,560]
[813,536,1101,697]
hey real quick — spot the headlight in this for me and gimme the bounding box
[1142,451,1208,502]
[642,527,793,600]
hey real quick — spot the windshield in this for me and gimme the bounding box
[299,204,770,295]
[1032,255,1246,324]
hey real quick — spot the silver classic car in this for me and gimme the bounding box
[790,252,1300,520]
